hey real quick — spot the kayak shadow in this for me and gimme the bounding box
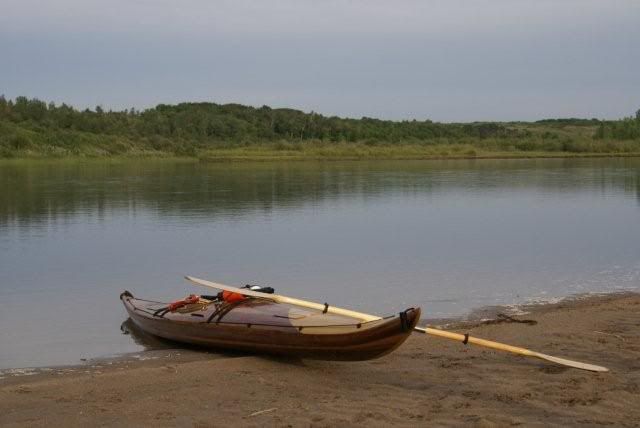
[258,354,307,367]
[120,318,174,350]
[120,318,306,366]
[120,318,241,357]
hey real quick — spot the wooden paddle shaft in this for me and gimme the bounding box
[277,296,381,322]
[414,327,532,356]
[185,276,381,322]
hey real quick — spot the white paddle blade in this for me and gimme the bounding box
[532,352,609,373]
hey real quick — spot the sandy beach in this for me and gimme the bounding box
[1,293,638,427]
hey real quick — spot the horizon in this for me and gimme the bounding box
[1,94,617,124]
[1,1,639,122]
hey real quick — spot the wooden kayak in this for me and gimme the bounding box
[120,291,420,361]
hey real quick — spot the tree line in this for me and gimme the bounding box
[0,96,637,157]
[0,96,530,144]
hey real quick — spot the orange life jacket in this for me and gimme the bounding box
[221,290,246,303]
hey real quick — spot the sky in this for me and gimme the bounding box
[1,0,639,121]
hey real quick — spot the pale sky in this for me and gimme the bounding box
[1,0,638,121]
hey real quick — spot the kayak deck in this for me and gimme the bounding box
[121,291,420,361]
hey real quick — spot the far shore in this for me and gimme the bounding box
[4,96,639,163]
[2,292,638,426]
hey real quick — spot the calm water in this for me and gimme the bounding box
[1,158,639,369]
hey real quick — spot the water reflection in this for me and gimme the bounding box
[120,318,173,349]
[1,158,639,229]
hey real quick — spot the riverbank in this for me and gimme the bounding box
[197,144,640,162]
[3,143,640,162]
[2,292,638,426]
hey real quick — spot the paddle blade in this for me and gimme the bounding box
[415,327,609,373]
[531,352,609,373]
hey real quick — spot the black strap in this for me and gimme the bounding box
[462,333,469,345]
[153,307,170,318]
[206,304,225,323]
[399,310,409,332]
[399,308,417,332]
[207,300,247,323]
[323,303,329,314]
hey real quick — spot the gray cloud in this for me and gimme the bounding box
[1,0,638,121]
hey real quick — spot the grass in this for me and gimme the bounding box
[2,120,640,162]
[5,141,640,162]
[197,140,640,162]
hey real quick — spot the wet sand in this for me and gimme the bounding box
[1,293,638,427]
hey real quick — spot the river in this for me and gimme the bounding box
[0,158,638,368]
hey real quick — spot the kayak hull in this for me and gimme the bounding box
[120,292,420,361]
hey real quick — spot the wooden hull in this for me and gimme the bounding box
[120,292,420,361]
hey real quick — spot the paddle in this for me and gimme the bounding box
[185,276,609,372]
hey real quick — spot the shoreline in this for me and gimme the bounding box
[2,292,638,425]
[2,151,640,163]
[0,290,635,374]
[200,151,640,162]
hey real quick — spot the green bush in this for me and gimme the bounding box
[11,134,31,149]
[173,144,197,157]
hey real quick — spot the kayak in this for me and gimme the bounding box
[120,290,420,361]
